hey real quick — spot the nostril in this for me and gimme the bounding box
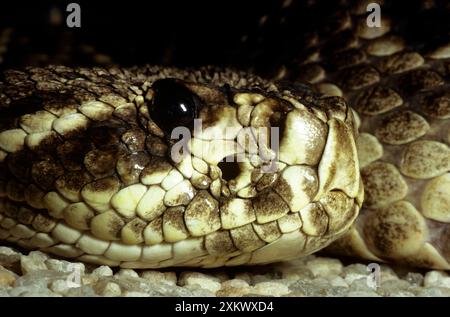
[217,157,240,182]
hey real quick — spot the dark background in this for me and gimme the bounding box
[0,0,449,73]
[0,0,282,69]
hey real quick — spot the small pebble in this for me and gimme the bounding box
[424,271,450,288]
[376,280,411,296]
[14,270,67,288]
[349,277,374,292]
[217,279,251,297]
[251,282,290,297]
[221,279,250,289]
[280,269,313,281]
[20,251,48,274]
[81,275,98,285]
[50,280,80,295]
[0,266,16,287]
[178,272,222,293]
[274,278,297,287]
[0,247,21,268]
[379,265,399,282]
[123,291,151,297]
[116,269,139,279]
[92,266,113,277]
[381,279,411,290]
[329,276,348,288]
[306,257,343,278]
[343,263,368,275]
[140,270,177,286]
[65,286,97,297]
[183,284,216,297]
[405,273,423,286]
[345,273,368,285]
[100,282,122,297]
[46,259,85,275]
[288,278,333,296]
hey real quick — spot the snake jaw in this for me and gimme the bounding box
[181,89,361,265]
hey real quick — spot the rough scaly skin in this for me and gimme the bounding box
[0,65,362,268]
[276,0,450,269]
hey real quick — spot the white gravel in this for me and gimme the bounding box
[0,247,449,297]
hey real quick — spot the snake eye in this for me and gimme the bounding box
[149,78,200,133]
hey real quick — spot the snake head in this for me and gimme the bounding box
[138,72,363,266]
[0,66,362,268]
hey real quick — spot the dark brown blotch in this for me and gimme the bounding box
[27,132,62,158]
[6,180,25,202]
[3,199,19,218]
[85,176,120,193]
[6,150,34,182]
[113,103,137,124]
[256,173,278,192]
[88,123,125,149]
[24,184,45,208]
[108,216,126,239]
[43,95,78,117]
[57,140,93,172]
[145,135,168,157]
[17,207,36,225]
[163,206,188,233]
[340,65,380,90]
[31,160,65,191]
[252,221,281,242]
[127,218,147,236]
[399,69,444,93]
[31,213,56,233]
[253,189,290,223]
[84,149,119,178]
[56,171,92,196]
[205,230,237,255]
[328,48,366,70]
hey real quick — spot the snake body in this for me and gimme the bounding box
[0,0,449,269]
[273,1,450,270]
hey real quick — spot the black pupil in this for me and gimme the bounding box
[149,78,199,133]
